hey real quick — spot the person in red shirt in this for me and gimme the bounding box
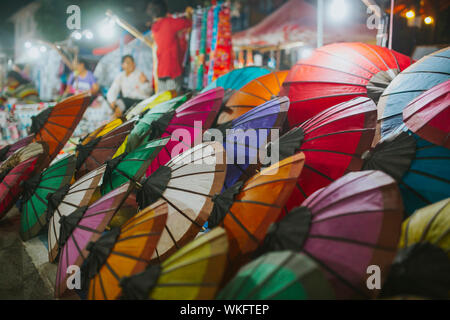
[146,0,192,94]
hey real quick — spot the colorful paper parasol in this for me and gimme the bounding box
[217,251,335,300]
[208,153,305,283]
[119,227,229,300]
[20,154,76,241]
[0,156,40,220]
[79,117,126,147]
[363,131,450,216]
[85,200,168,300]
[400,197,449,254]
[210,96,289,190]
[256,170,404,299]
[378,46,449,140]
[125,95,188,153]
[136,142,226,262]
[0,141,47,176]
[32,92,91,165]
[145,88,223,177]
[281,42,412,128]
[218,71,289,124]
[201,66,271,95]
[277,97,377,212]
[125,90,177,120]
[379,198,450,299]
[101,137,169,196]
[55,182,132,298]
[47,165,106,262]
[0,134,34,165]
[403,79,450,149]
[75,119,135,179]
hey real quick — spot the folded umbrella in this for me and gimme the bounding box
[281,42,412,128]
[145,88,223,177]
[380,198,450,299]
[55,182,132,298]
[255,170,404,299]
[85,200,168,300]
[47,165,106,262]
[125,95,188,153]
[217,251,334,300]
[403,79,450,149]
[119,227,229,300]
[275,97,377,212]
[32,92,91,166]
[363,130,450,216]
[378,46,449,141]
[208,153,305,284]
[136,142,226,262]
[218,71,288,124]
[125,90,177,120]
[75,119,135,179]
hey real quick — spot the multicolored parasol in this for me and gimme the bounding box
[125,95,188,153]
[403,79,450,149]
[256,170,404,299]
[145,88,223,177]
[75,119,135,179]
[208,153,305,283]
[20,154,76,241]
[55,182,132,298]
[119,227,229,300]
[125,90,177,120]
[32,92,91,166]
[276,97,377,212]
[218,71,289,124]
[47,165,106,262]
[363,130,450,216]
[217,251,334,300]
[85,200,168,300]
[210,96,289,190]
[0,156,41,220]
[380,198,450,299]
[136,142,226,262]
[281,42,411,128]
[378,46,449,140]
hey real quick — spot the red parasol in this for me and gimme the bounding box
[403,79,450,149]
[32,92,91,166]
[273,97,377,213]
[281,42,412,128]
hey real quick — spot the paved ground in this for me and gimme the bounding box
[0,207,57,299]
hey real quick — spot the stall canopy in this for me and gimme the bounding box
[233,0,377,48]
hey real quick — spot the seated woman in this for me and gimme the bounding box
[64,59,99,96]
[0,71,40,105]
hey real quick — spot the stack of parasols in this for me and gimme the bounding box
[0,43,448,300]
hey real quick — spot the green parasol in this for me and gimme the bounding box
[126,95,189,153]
[20,154,76,241]
[101,137,170,196]
[217,251,335,300]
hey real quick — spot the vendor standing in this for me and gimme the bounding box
[147,0,192,94]
[106,54,152,118]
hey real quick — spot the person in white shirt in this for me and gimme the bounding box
[106,55,152,117]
